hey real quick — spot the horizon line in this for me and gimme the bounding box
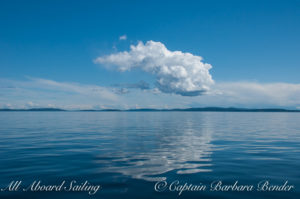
[1,107,300,112]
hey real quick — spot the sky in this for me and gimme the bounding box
[0,0,300,109]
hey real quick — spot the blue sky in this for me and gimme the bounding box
[1,0,300,109]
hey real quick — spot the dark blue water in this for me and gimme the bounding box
[0,112,299,199]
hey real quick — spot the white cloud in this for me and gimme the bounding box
[111,81,300,109]
[0,78,119,110]
[25,101,40,108]
[30,77,118,101]
[119,35,127,40]
[212,82,300,107]
[95,41,214,96]
[1,78,300,110]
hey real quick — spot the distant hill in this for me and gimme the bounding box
[0,108,65,111]
[125,107,300,112]
[1,107,299,112]
[80,109,121,112]
[169,107,300,112]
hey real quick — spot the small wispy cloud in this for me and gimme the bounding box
[112,80,150,93]
[111,80,150,95]
[113,87,130,95]
[119,35,127,41]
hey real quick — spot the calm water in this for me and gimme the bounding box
[0,112,299,199]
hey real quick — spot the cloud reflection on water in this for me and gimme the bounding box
[94,114,214,181]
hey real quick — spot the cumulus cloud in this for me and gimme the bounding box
[119,35,127,40]
[95,41,214,96]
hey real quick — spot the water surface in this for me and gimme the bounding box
[0,112,299,198]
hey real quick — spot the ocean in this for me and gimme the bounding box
[0,112,299,199]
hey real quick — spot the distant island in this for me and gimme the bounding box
[0,108,65,111]
[1,107,300,112]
